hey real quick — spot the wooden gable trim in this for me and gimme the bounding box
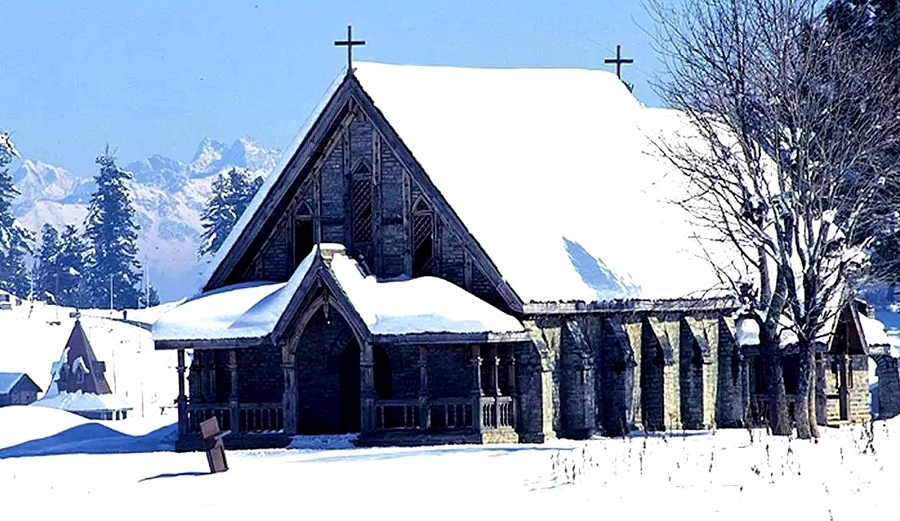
[205,76,356,291]
[345,77,525,314]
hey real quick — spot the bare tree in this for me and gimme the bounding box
[648,0,900,438]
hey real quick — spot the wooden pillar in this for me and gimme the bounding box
[228,349,239,433]
[418,346,430,431]
[176,349,187,437]
[471,345,483,431]
[282,354,297,435]
[491,345,501,429]
[508,346,518,428]
[360,342,376,433]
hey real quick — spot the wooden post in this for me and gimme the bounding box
[360,342,376,433]
[282,354,297,435]
[176,349,187,437]
[491,345,500,429]
[471,345,483,431]
[508,346,518,428]
[228,349,239,433]
[419,345,430,431]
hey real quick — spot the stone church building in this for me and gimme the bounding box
[153,62,892,450]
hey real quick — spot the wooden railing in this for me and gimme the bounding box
[375,400,420,430]
[429,398,474,429]
[239,403,284,433]
[372,396,515,432]
[185,402,283,434]
[185,404,230,434]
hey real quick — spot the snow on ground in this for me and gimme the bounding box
[0,300,178,417]
[1,404,899,520]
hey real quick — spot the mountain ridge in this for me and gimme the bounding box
[10,137,282,302]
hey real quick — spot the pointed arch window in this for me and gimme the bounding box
[351,161,374,244]
[412,197,435,276]
[294,201,315,267]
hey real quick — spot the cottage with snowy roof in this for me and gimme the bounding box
[33,320,132,420]
[153,62,888,450]
[0,373,41,407]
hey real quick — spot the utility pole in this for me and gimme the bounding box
[109,274,113,310]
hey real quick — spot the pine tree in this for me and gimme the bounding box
[198,167,264,257]
[84,148,142,309]
[35,223,63,303]
[0,133,34,298]
[56,224,88,307]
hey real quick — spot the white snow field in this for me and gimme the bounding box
[1,404,899,520]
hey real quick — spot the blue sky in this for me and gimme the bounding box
[2,1,668,175]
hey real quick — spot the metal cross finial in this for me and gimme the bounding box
[604,44,634,80]
[334,25,366,74]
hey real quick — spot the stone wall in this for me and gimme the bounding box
[874,354,900,419]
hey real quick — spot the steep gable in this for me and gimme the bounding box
[199,70,519,313]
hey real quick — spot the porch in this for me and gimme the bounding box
[349,343,520,446]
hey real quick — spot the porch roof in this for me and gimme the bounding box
[329,250,525,337]
[153,244,525,350]
[152,250,316,344]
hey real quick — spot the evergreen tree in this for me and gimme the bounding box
[0,133,33,298]
[35,223,63,303]
[56,224,89,307]
[198,167,264,257]
[84,148,142,309]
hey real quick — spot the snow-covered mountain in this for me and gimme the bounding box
[11,137,281,302]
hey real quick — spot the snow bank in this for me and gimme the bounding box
[32,390,132,413]
[330,252,524,335]
[0,405,89,450]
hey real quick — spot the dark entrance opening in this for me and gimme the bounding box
[339,340,362,432]
[294,219,315,267]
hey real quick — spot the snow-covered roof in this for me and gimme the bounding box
[32,390,132,413]
[352,62,728,303]
[0,372,39,394]
[859,314,891,348]
[156,243,523,345]
[153,250,315,342]
[329,251,524,335]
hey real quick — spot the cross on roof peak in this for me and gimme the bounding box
[604,44,634,86]
[335,25,366,74]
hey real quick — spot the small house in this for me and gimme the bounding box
[0,373,42,407]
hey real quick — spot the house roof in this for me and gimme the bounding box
[0,372,41,395]
[154,244,525,348]
[197,63,732,307]
[351,62,729,303]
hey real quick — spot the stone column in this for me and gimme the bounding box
[176,349,187,437]
[282,352,298,435]
[418,346,430,431]
[228,349,239,433]
[471,345,483,431]
[360,342,376,433]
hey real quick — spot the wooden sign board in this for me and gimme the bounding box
[199,416,230,474]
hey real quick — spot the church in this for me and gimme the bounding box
[152,58,892,451]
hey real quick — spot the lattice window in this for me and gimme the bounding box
[352,163,373,244]
[412,198,435,276]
